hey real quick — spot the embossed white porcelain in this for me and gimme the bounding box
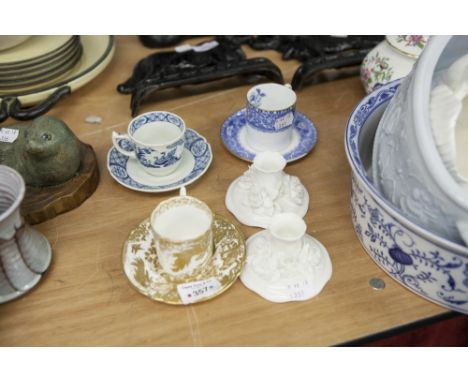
[0,165,52,303]
[112,111,186,177]
[150,187,214,280]
[240,213,332,303]
[346,80,468,314]
[430,53,468,185]
[246,83,297,151]
[225,151,309,228]
[361,35,428,94]
[372,36,468,245]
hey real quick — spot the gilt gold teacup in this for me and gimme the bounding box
[150,188,213,280]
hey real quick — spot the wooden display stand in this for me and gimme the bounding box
[21,141,99,224]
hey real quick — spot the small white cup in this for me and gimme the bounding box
[112,111,186,177]
[246,83,297,152]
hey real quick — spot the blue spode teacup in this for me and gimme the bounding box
[246,83,297,151]
[112,111,186,177]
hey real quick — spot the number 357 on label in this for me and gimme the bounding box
[177,278,221,304]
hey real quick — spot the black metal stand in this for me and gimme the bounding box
[118,39,283,116]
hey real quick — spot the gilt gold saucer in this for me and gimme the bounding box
[122,215,246,305]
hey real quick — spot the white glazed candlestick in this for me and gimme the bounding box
[240,213,332,303]
[226,151,309,228]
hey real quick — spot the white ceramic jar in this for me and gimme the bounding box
[372,36,468,245]
[361,35,428,94]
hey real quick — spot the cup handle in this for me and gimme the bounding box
[112,132,136,158]
[456,220,468,245]
[179,186,187,196]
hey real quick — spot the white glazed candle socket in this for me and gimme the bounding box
[150,188,214,280]
[246,83,297,152]
[112,111,186,177]
[268,212,306,255]
[252,151,286,191]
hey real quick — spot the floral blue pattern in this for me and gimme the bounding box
[135,139,184,168]
[248,88,266,107]
[108,129,212,192]
[346,79,468,313]
[221,108,317,162]
[246,103,295,132]
[129,111,184,135]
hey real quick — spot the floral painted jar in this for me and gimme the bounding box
[360,35,428,94]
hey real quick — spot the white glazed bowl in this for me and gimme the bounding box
[345,80,468,314]
[372,36,468,245]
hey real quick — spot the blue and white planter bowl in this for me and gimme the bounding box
[246,83,297,152]
[345,79,468,314]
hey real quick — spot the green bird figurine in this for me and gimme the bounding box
[0,116,81,187]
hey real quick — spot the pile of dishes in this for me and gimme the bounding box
[345,36,468,313]
[0,36,82,95]
[0,35,114,106]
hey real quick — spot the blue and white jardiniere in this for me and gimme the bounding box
[112,111,186,177]
[108,128,212,193]
[246,83,297,151]
[345,79,468,314]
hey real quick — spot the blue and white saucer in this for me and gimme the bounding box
[221,108,317,162]
[107,129,212,193]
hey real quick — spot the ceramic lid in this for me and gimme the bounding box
[386,35,429,59]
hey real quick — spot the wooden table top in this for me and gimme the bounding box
[0,36,448,346]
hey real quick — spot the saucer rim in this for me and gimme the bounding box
[107,128,213,193]
[220,108,317,163]
[225,177,309,229]
[121,215,246,305]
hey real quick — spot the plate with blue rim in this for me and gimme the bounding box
[107,128,212,193]
[221,108,317,162]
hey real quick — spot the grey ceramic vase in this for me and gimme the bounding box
[0,165,51,303]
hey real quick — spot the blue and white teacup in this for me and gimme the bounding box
[246,83,297,151]
[112,111,186,177]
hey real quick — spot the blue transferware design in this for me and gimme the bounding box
[129,111,184,135]
[221,108,317,163]
[135,138,184,168]
[246,103,295,132]
[117,138,134,152]
[248,88,266,107]
[346,79,468,313]
[108,129,212,193]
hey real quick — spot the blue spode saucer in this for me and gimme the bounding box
[107,129,212,193]
[221,108,317,162]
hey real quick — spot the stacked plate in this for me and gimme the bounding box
[0,36,82,95]
[0,35,114,107]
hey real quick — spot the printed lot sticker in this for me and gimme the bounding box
[0,128,19,143]
[177,277,221,304]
